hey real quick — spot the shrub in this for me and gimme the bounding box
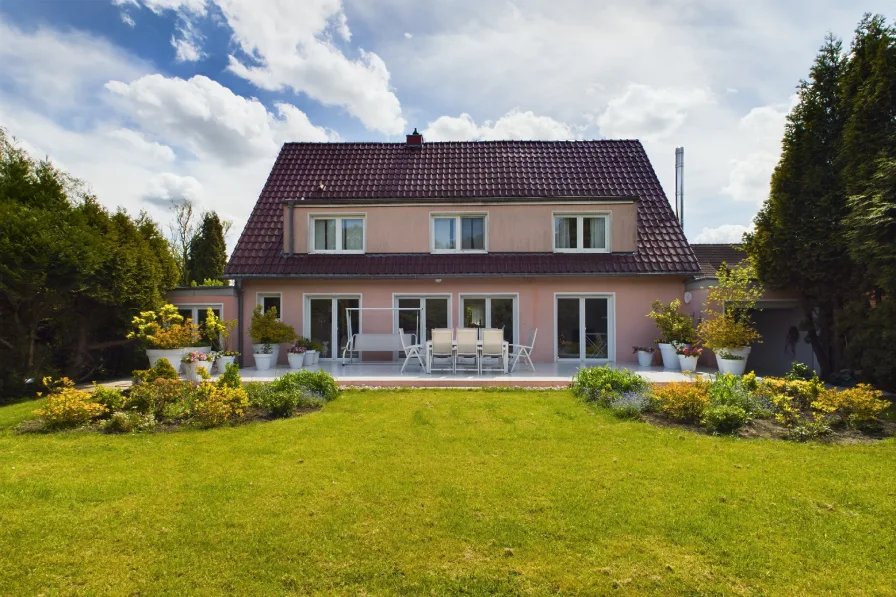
[248,305,296,344]
[706,373,770,417]
[608,392,650,420]
[649,381,709,422]
[570,365,649,406]
[91,384,126,413]
[701,404,750,433]
[126,378,193,419]
[127,304,198,349]
[785,362,813,381]
[35,377,105,429]
[788,415,832,442]
[811,384,888,428]
[760,376,824,410]
[274,370,340,402]
[771,393,801,427]
[132,358,179,384]
[217,362,242,389]
[105,411,157,433]
[647,299,695,344]
[185,383,249,428]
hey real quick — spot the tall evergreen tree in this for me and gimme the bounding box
[745,34,852,379]
[186,211,227,284]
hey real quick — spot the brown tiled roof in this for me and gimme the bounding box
[690,243,746,277]
[226,140,700,277]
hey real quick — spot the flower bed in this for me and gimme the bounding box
[571,364,894,442]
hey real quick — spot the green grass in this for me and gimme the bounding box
[1,390,895,596]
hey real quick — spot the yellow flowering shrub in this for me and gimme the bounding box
[760,377,824,409]
[812,384,888,427]
[127,304,199,349]
[35,377,105,429]
[186,383,249,428]
[650,381,709,422]
[771,394,801,427]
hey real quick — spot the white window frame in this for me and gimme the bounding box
[256,292,283,320]
[430,213,488,254]
[174,303,224,324]
[552,212,611,253]
[309,214,366,254]
[458,293,519,347]
[553,293,616,362]
[302,293,363,361]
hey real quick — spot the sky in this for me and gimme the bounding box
[0,0,889,250]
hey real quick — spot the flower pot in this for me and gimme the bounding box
[192,346,212,355]
[254,353,273,371]
[678,354,699,372]
[717,357,747,376]
[252,343,280,366]
[307,350,319,365]
[215,356,236,372]
[146,348,187,371]
[657,343,680,369]
[187,360,213,382]
[636,351,654,367]
[287,352,305,370]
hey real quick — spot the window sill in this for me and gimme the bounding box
[430,250,489,255]
[309,250,366,255]
[553,248,610,254]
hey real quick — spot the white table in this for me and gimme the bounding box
[423,340,509,374]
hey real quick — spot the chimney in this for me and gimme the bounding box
[674,146,684,227]
[406,128,423,147]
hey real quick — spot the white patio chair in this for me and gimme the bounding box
[455,328,480,373]
[429,328,455,373]
[398,328,425,373]
[509,328,537,372]
[480,328,507,374]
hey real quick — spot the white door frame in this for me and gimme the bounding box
[302,293,362,360]
[553,293,616,362]
[391,293,453,340]
[457,293,520,346]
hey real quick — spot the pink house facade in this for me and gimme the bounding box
[224,134,702,368]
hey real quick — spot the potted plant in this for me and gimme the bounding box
[697,263,764,376]
[182,350,212,382]
[306,339,325,364]
[127,304,199,370]
[676,346,702,372]
[248,305,296,366]
[287,342,307,369]
[253,342,274,371]
[214,351,240,372]
[633,346,655,367]
[647,299,695,370]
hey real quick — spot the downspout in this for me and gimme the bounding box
[236,279,244,367]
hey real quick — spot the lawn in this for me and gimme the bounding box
[1,389,895,596]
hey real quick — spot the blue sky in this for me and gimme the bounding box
[0,0,891,249]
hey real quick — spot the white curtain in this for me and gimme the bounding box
[586,217,606,249]
[555,217,573,249]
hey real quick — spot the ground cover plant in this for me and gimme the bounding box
[1,388,894,595]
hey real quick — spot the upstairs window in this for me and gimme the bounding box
[311,216,365,253]
[554,214,609,252]
[431,214,486,252]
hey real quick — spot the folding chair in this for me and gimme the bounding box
[398,328,425,373]
[509,328,537,372]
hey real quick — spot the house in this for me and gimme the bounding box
[220,131,701,367]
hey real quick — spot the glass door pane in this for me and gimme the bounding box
[464,298,486,329]
[397,298,421,340]
[336,298,359,360]
[425,298,448,341]
[557,298,581,359]
[490,298,514,344]
[584,298,609,359]
[309,299,333,358]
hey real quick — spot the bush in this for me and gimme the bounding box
[785,362,813,381]
[91,384,126,413]
[647,299,695,344]
[788,415,832,442]
[701,404,750,433]
[133,358,179,384]
[608,392,650,420]
[811,384,888,428]
[706,373,770,417]
[105,411,157,433]
[35,378,105,429]
[649,381,709,422]
[126,378,193,419]
[185,383,248,428]
[760,376,824,410]
[248,305,296,344]
[570,365,649,406]
[274,370,340,402]
[217,362,242,389]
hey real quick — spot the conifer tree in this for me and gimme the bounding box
[187,211,227,284]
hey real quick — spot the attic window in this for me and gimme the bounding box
[310,215,365,253]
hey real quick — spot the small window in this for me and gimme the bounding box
[260,294,282,318]
[432,215,486,252]
[554,214,608,252]
[311,216,365,253]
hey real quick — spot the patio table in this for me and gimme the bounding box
[423,340,509,374]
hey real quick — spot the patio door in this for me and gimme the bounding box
[555,295,612,361]
[305,296,359,359]
[460,295,517,345]
[394,296,450,342]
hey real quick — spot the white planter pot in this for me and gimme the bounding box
[146,348,187,371]
[717,357,747,376]
[252,343,280,366]
[215,356,236,372]
[184,360,213,382]
[657,343,680,370]
[287,352,306,369]
[637,351,655,367]
[254,353,273,371]
[308,350,319,365]
[678,355,699,372]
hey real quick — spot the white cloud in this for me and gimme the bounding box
[139,0,207,15]
[106,128,176,162]
[143,172,204,205]
[105,74,331,164]
[404,32,413,39]
[171,16,205,62]
[424,109,576,141]
[595,84,715,141]
[694,224,751,244]
[121,12,136,27]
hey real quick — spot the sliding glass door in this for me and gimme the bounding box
[394,296,450,342]
[556,295,611,360]
[306,296,360,359]
[460,295,516,344]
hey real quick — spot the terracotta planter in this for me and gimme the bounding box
[678,354,699,372]
[636,351,655,367]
